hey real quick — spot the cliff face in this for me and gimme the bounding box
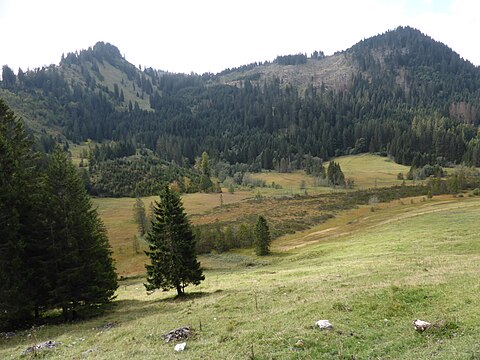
[449,102,477,125]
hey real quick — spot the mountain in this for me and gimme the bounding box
[1,26,480,196]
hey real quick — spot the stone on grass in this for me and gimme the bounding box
[316,320,333,330]
[23,340,59,354]
[413,319,431,331]
[1,331,15,339]
[174,342,187,352]
[82,348,95,356]
[294,339,305,348]
[162,326,191,342]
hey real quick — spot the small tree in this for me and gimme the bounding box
[145,186,204,296]
[133,197,148,236]
[254,216,271,256]
[327,161,345,187]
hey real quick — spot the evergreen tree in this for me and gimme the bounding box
[0,99,38,328]
[145,185,204,296]
[44,148,117,320]
[133,197,148,236]
[327,161,345,187]
[197,151,213,192]
[1,65,16,88]
[254,215,271,256]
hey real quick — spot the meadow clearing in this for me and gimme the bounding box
[1,194,479,359]
[96,155,412,276]
[2,155,478,359]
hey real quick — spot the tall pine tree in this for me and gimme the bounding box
[44,148,117,320]
[0,99,38,328]
[145,185,204,296]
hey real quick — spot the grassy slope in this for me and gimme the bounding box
[251,154,410,193]
[95,191,252,275]
[335,153,410,189]
[2,195,479,359]
[94,154,412,276]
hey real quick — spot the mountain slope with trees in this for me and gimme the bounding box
[1,27,480,196]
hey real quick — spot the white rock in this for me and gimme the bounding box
[315,320,333,330]
[413,319,431,331]
[174,342,187,352]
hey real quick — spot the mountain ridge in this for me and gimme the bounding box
[1,26,480,197]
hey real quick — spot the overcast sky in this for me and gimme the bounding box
[0,0,478,74]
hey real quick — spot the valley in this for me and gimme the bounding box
[2,24,480,359]
[1,189,479,359]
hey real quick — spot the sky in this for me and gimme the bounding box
[0,0,478,74]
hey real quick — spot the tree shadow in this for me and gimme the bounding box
[159,289,222,303]
[1,288,225,352]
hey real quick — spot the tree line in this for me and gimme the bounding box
[0,100,117,330]
[2,26,480,192]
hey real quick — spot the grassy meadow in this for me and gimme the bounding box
[2,195,479,359]
[96,154,412,276]
[95,191,252,275]
[335,153,410,189]
[2,154,478,359]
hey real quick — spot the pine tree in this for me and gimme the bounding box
[145,186,204,296]
[327,161,345,187]
[44,148,117,320]
[133,197,148,236]
[254,215,271,256]
[0,99,38,328]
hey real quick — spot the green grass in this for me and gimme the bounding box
[2,196,480,359]
[93,191,252,275]
[335,153,411,189]
[92,154,417,276]
[250,154,412,195]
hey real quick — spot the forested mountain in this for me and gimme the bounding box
[1,26,480,196]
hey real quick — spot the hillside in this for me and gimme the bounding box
[1,26,480,197]
[2,195,479,358]
[217,52,357,92]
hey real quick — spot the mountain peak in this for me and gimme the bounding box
[61,41,124,67]
[92,42,123,63]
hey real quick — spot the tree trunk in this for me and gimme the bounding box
[34,305,39,320]
[176,285,183,296]
[62,306,68,322]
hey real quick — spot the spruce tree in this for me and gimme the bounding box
[145,185,204,296]
[133,197,148,236]
[254,215,271,256]
[44,148,117,320]
[327,161,345,187]
[0,99,37,328]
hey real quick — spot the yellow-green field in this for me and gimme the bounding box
[94,154,414,275]
[335,153,410,188]
[95,191,252,275]
[2,195,479,359]
[251,154,411,195]
[250,171,322,192]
